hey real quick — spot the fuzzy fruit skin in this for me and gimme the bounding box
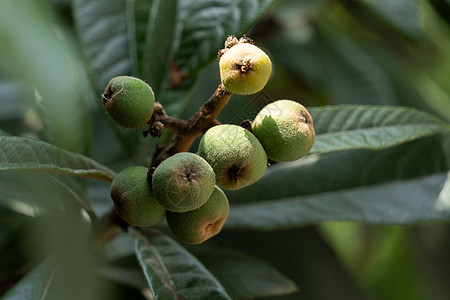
[252,100,315,162]
[111,166,165,227]
[102,76,154,129]
[198,124,267,190]
[219,43,272,95]
[152,152,215,213]
[166,186,229,244]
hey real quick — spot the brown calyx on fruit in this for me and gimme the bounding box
[217,34,255,60]
[239,59,253,73]
[299,109,313,125]
[227,162,249,184]
[240,119,253,132]
[224,35,239,49]
[201,216,225,237]
[238,35,254,44]
[175,163,201,187]
[101,85,113,105]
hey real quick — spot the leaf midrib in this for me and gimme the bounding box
[315,122,446,138]
[230,171,449,208]
[134,231,179,299]
[40,266,57,300]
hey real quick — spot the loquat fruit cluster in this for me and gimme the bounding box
[102,36,315,244]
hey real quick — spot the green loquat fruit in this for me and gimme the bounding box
[152,152,216,213]
[252,99,315,162]
[110,166,165,227]
[198,124,267,190]
[219,42,272,95]
[102,76,154,129]
[166,186,229,244]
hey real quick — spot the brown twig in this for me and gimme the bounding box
[149,83,233,168]
[148,102,188,136]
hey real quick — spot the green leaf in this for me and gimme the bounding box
[135,0,153,75]
[158,0,278,117]
[73,0,163,165]
[226,172,450,230]
[50,0,72,6]
[0,258,57,300]
[1,255,111,300]
[0,170,95,219]
[309,105,449,154]
[0,137,116,182]
[0,0,91,154]
[216,227,367,299]
[267,29,398,106]
[159,77,200,117]
[0,79,29,122]
[130,228,232,300]
[193,247,298,299]
[358,0,422,39]
[143,0,178,98]
[73,0,137,92]
[175,0,276,74]
[323,34,397,105]
[0,196,37,218]
[94,265,148,290]
[430,0,450,28]
[225,135,450,229]
[44,174,93,215]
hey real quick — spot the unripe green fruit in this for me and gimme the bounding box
[219,43,272,95]
[198,125,267,190]
[110,166,165,227]
[102,76,154,129]
[252,100,315,162]
[166,186,229,244]
[152,152,216,213]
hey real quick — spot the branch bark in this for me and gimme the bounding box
[149,83,233,168]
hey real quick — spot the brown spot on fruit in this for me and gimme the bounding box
[152,153,215,213]
[166,186,230,244]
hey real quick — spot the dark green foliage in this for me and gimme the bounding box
[0,0,449,300]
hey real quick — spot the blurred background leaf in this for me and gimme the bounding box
[0,0,91,155]
[142,0,178,99]
[191,246,298,299]
[357,0,421,39]
[73,0,137,92]
[0,137,116,182]
[0,258,59,300]
[1,0,450,299]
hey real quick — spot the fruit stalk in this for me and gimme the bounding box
[149,83,233,168]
